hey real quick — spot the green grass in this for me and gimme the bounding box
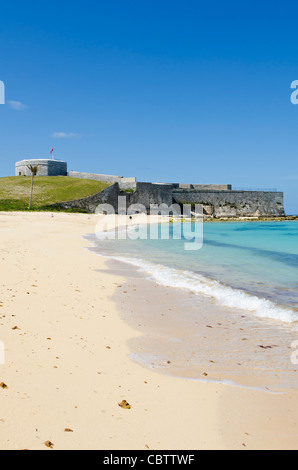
[0,176,111,211]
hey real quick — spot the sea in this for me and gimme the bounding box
[86,220,298,391]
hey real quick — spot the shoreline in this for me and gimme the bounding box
[101,257,298,393]
[203,215,298,222]
[1,209,297,222]
[1,212,298,449]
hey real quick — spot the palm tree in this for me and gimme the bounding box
[27,165,39,209]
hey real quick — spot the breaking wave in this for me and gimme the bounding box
[108,255,298,324]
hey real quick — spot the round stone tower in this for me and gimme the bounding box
[15,159,67,177]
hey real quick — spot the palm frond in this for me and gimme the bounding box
[27,165,39,176]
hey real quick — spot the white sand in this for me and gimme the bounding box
[0,211,298,450]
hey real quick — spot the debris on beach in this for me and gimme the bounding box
[44,440,54,448]
[64,428,73,433]
[118,399,131,409]
[0,382,8,389]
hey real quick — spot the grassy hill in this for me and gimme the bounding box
[0,176,111,211]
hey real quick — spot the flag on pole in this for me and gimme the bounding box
[50,148,54,154]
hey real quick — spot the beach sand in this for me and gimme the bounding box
[0,211,298,450]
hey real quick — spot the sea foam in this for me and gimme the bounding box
[109,255,298,324]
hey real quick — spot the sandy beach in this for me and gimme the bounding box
[0,211,298,450]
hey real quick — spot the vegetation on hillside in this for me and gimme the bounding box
[0,176,111,212]
[27,165,39,210]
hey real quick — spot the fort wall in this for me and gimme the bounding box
[48,182,285,217]
[172,189,285,217]
[68,171,136,190]
[15,159,67,177]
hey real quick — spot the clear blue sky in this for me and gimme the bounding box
[1,0,298,214]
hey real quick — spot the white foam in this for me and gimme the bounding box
[106,255,298,324]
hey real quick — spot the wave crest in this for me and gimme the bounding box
[110,255,298,324]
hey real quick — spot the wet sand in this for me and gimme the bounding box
[106,258,298,392]
[0,212,298,449]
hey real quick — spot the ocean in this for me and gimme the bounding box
[87,219,298,390]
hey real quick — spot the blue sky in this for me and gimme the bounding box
[0,0,298,213]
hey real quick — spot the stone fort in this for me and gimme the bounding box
[15,159,67,177]
[14,158,285,217]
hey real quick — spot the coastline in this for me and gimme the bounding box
[1,212,298,449]
[106,257,298,393]
[203,215,298,222]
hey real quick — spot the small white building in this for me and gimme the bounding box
[15,159,67,177]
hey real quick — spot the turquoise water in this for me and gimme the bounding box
[89,220,298,324]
